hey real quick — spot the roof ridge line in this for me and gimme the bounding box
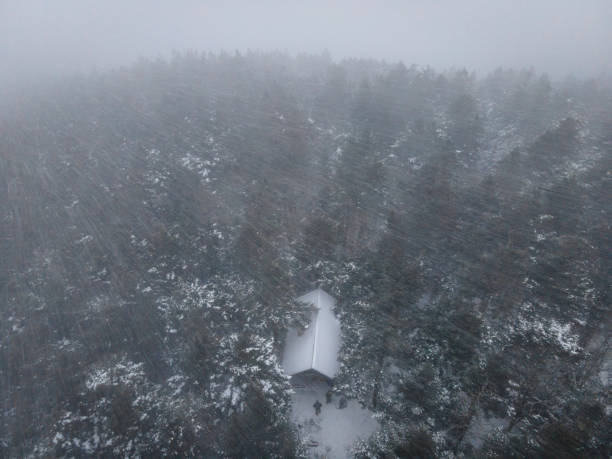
[311,293,320,369]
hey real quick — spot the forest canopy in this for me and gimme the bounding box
[0,51,611,457]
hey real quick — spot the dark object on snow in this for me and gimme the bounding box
[338,396,347,409]
[313,400,322,415]
[306,440,319,447]
[326,390,332,404]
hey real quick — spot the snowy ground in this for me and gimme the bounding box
[464,410,508,448]
[290,374,379,458]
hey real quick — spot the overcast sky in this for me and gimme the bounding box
[1,0,611,84]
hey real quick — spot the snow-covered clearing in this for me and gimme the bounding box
[464,410,508,448]
[290,374,379,458]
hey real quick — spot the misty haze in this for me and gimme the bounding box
[1,1,611,458]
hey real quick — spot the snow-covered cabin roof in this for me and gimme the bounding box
[282,288,341,379]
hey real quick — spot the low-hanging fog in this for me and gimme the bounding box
[1,1,611,458]
[2,0,612,86]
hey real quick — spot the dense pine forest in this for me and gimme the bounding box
[1,51,611,457]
